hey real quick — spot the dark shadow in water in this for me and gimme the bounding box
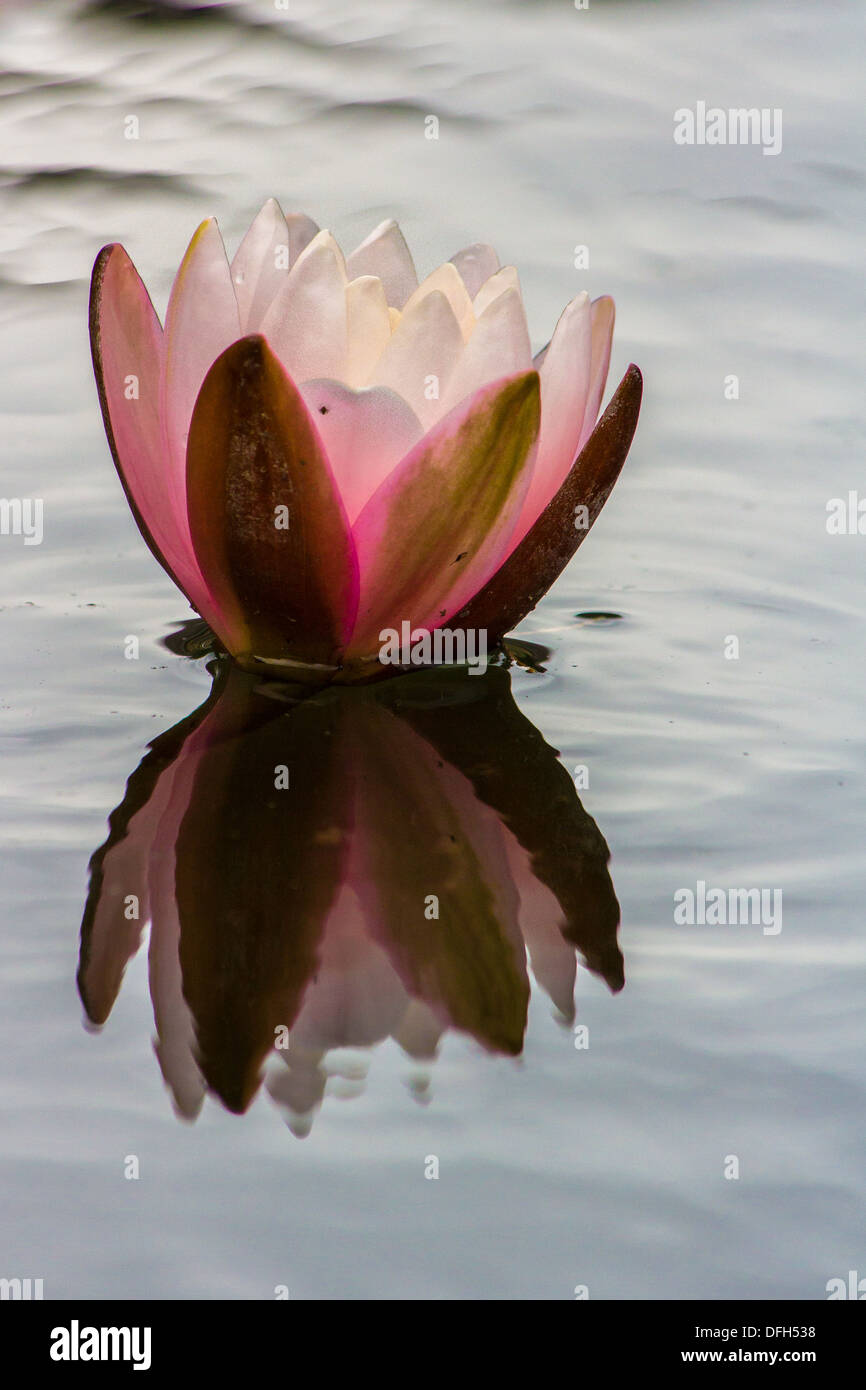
[78,660,623,1129]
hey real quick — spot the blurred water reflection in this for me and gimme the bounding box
[79,659,622,1128]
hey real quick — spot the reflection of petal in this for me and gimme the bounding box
[80,657,624,1126]
[386,664,623,991]
[345,700,530,1054]
[149,670,288,1114]
[504,833,576,1020]
[173,686,351,1113]
[77,680,222,1025]
[394,999,444,1060]
[288,884,409,1051]
[148,755,204,1121]
[266,1048,327,1134]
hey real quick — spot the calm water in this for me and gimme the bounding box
[1,0,865,1299]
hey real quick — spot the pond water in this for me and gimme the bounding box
[1,0,864,1299]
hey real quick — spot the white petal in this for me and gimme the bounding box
[162,218,240,495]
[449,242,500,297]
[369,288,463,428]
[400,262,475,342]
[346,218,418,308]
[345,275,391,388]
[284,211,320,265]
[230,198,290,331]
[576,295,615,452]
[511,290,592,545]
[438,286,532,416]
[259,230,348,383]
[473,264,521,318]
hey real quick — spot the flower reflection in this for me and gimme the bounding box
[78,660,623,1130]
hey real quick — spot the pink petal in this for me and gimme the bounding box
[347,371,540,656]
[450,364,643,645]
[346,218,418,308]
[90,243,226,628]
[298,378,423,525]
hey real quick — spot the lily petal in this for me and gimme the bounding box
[90,244,203,607]
[298,378,423,525]
[577,294,615,453]
[162,218,241,518]
[284,210,321,265]
[472,264,521,318]
[511,290,592,547]
[186,335,359,663]
[451,364,643,644]
[344,274,392,387]
[369,288,463,429]
[258,229,348,384]
[438,286,532,417]
[346,218,418,308]
[450,242,500,298]
[230,203,319,332]
[347,370,540,655]
[400,262,475,342]
[230,196,291,332]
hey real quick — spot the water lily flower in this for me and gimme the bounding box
[90,201,642,678]
[78,662,623,1122]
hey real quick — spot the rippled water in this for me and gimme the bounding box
[1,0,864,1299]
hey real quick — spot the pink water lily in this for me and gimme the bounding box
[90,200,642,678]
